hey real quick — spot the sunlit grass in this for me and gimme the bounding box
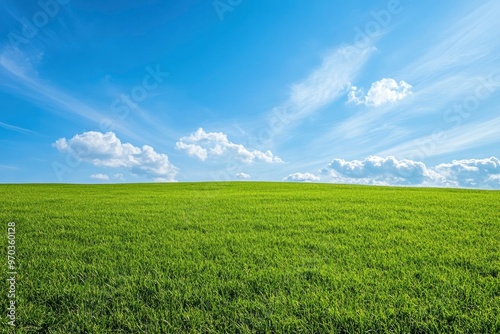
[1,183,499,333]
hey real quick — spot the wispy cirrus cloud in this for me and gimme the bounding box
[403,0,500,81]
[0,121,37,134]
[311,1,500,164]
[0,46,136,136]
[377,115,500,159]
[286,45,376,119]
[262,44,376,138]
[0,164,20,170]
[0,46,176,145]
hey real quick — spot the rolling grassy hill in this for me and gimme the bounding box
[1,183,499,333]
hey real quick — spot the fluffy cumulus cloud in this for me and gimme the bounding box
[176,128,283,163]
[54,131,178,182]
[434,157,500,188]
[348,78,412,107]
[283,172,320,183]
[90,173,109,180]
[236,172,251,179]
[322,156,500,189]
[323,156,431,185]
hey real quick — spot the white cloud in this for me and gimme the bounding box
[236,172,251,179]
[347,78,412,107]
[90,173,109,180]
[323,156,430,185]
[322,156,500,189]
[153,177,177,183]
[54,131,178,182]
[175,141,208,161]
[288,45,375,117]
[434,157,500,188]
[346,85,365,105]
[283,172,320,183]
[176,128,283,163]
[327,2,500,155]
[365,79,412,106]
[113,173,125,180]
[260,45,375,142]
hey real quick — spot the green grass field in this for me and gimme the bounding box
[1,183,499,333]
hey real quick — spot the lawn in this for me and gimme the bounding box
[1,183,499,333]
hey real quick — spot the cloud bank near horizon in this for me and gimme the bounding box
[317,156,500,189]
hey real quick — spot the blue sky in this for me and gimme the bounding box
[1,0,499,188]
